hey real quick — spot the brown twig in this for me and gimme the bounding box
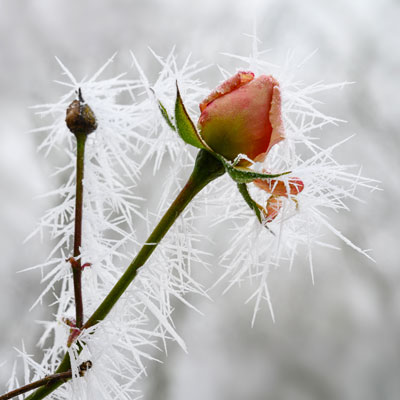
[70,132,87,328]
[65,89,97,329]
[0,361,92,400]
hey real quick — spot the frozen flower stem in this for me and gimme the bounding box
[71,132,86,328]
[23,149,225,400]
[85,149,225,327]
[65,89,98,329]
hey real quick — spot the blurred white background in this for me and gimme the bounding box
[0,0,399,399]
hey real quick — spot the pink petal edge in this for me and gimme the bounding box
[199,71,254,112]
[254,80,285,162]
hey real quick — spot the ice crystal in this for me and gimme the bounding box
[6,37,376,399]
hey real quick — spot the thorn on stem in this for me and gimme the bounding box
[67,257,80,270]
[67,257,92,271]
[62,317,76,328]
[62,317,83,346]
[81,262,92,270]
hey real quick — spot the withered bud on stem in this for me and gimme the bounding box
[65,88,97,136]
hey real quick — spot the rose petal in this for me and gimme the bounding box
[254,177,304,197]
[268,85,285,150]
[198,75,277,161]
[199,71,254,112]
[254,81,285,162]
[265,196,284,222]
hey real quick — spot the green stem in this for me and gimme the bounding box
[72,133,87,328]
[23,149,225,400]
[85,149,224,327]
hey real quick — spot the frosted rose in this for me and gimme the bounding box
[197,71,285,162]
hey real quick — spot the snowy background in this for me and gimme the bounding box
[0,0,399,399]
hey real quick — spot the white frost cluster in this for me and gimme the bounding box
[6,38,375,399]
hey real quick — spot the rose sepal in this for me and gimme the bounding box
[174,84,209,150]
[237,183,276,233]
[215,153,291,183]
[157,99,176,132]
[237,183,263,222]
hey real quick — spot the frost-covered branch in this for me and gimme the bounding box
[65,88,98,329]
[0,361,92,400]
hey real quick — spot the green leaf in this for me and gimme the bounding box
[215,154,291,183]
[174,83,207,150]
[158,100,176,131]
[237,183,262,223]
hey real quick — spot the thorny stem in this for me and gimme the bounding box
[0,362,92,400]
[71,133,87,329]
[22,149,226,400]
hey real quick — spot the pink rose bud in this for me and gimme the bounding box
[253,177,304,197]
[198,71,285,163]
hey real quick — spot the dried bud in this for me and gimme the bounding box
[65,89,97,136]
